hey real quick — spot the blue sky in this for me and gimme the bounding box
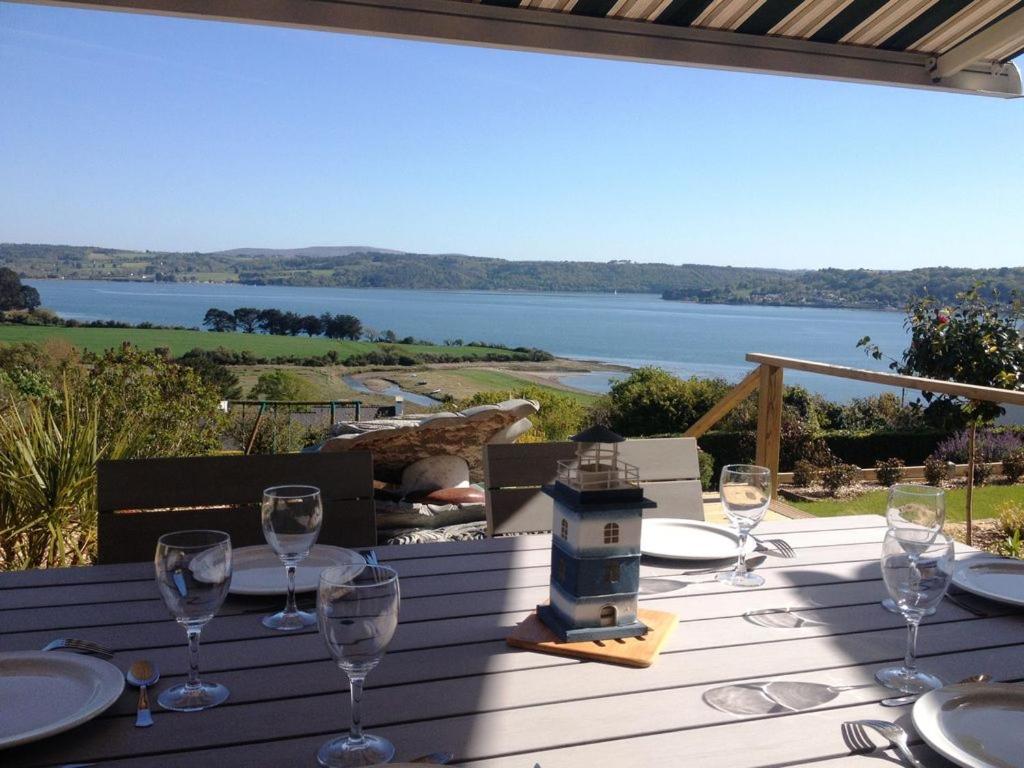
[1,1,1022,270]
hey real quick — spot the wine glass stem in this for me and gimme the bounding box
[285,564,299,615]
[347,674,366,745]
[904,619,920,674]
[186,628,202,689]
[735,527,750,576]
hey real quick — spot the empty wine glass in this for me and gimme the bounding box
[261,485,324,631]
[718,464,771,588]
[876,529,954,694]
[881,484,945,614]
[154,529,232,711]
[317,564,400,768]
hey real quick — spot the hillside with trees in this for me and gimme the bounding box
[3,242,1022,310]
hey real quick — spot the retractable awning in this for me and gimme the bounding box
[26,0,1024,97]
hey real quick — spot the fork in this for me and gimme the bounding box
[847,720,926,768]
[757,538,796,558]
[41,638,114,659]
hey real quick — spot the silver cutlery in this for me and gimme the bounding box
[126,660,160,727]
[41,638,114,659]
[844,719,926,768]
[757,538,796,558]
[880,673,991,707]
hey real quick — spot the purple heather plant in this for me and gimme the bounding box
[934,429,1024,464]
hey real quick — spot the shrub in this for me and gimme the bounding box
[923,455,951,487]
[934,428,1023,464]
[1002,448,1024,483]
[821,461,859,496]
[458,387,587,443]
[972,460,994,486]
[248,369,320,402]
[0,379,136,569]
[996,502,1024,537]
[874,457,905,487]
[792,459,819,487]
[601,367,731,437]
[223,410,308,454]
[697,450,714,490]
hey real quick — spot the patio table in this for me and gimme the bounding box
[1,514,1022,767]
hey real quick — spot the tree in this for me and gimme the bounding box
[19,285,41,310]
[299,315,324,337]
[257,308,286,335]
[860,287,1024,543]
[202,307,236,333]
[281,311,303,336]
[0,268,39,311]
[233,307,261,333]
[177,353,242,399]
[248,369,319,401]
[323,313,362,340]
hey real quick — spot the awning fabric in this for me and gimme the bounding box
[23,0,1024,96]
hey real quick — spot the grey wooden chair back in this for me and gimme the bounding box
[484,437,704,536]
[97,452,375,564]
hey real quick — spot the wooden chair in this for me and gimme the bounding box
[483,437,704,536]
[97,452,375,564]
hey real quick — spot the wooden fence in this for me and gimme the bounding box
[685,353,1024,490]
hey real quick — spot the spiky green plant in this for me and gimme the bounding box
[0,380,135,569]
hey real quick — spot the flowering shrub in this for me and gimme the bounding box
[934,429,1023,465]
[923,456,951,487]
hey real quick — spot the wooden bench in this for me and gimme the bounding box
[96,452,375,564]
[484,437,704,536]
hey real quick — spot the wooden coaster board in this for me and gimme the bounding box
[506,608,676,668]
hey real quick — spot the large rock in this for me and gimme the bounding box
[319,398,539,484]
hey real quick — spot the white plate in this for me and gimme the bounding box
[640,519,757,561]
[229,545,365,596]
[913,682,1024,768]
[0,651,125,749]
[952,554,1024,607]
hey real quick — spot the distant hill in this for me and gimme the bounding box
[2,242,1021,311]
[211,245,406,258]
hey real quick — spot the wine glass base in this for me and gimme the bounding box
[262,609,317,631]
[317,734,395,767]
[717,570,765,588]
[875,665,943,694]
[158,681,229,712]
[880,598,937,616]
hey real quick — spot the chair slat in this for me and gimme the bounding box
[97,452,372,511]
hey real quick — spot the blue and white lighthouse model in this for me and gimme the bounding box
[537,425,655,642]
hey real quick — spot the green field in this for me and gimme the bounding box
[791,485,1024,521]
[0,324,523,360]
[389,367,600,404]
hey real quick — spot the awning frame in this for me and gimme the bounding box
[20,0,1024,97]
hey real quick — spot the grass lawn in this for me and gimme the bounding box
[0,324,526,361]
[389,367,600,404]
[791,484,1024,522]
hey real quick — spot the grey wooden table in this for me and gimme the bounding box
[1,515,1021,767]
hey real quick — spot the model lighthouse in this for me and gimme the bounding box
[537,425,655,642]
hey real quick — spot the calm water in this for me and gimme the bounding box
[27,280,910,401]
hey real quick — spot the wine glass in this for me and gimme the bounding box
[154,529,232,711]
[881,484,945,614]
[261,485,324,631]
[717,464,771,588]
[876,529,954,693]
[317,564,400,768]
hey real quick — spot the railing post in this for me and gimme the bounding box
[755,365,784,492]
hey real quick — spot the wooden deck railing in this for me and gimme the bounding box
[685,352,1024,491]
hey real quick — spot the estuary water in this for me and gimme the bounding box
[26,279,909,402]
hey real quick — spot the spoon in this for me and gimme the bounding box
[880,673,991,707]
[126,660,160,727]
